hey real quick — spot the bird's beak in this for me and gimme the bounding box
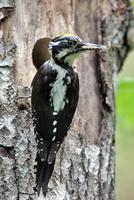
[73,42,107,53]
[80,42,107,51]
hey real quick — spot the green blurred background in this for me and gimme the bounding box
[116,48,134,199]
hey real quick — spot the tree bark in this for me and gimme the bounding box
[0,0,131,200]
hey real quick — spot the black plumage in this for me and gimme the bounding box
[31,35,105,197]
[31,61,79,196]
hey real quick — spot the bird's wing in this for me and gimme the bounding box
[31,63,79,196]
[31,62,58,144]
[31,63,79,144]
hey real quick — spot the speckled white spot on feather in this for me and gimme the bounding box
[52,136,56,141]
[66,99,69,104]
[53,120,57,126]
[53,128,57,133]
[53,111,57,115]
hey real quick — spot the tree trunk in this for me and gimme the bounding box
[0,0,131,200]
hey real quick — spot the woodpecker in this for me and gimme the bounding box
[31,34,106,197]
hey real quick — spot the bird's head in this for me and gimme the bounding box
[49,34,106,66]
[32,34,106,69]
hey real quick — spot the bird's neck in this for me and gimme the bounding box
[49,56,73,71]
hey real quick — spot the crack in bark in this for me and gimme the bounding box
[59,141,65,182]
[1,166,7,200]
[107,143,115,200]
[81,149,89,199]
[98,147,103,200]
[95,6,114,200]
[13,150,20,200]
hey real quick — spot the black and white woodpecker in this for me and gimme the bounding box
[31,34,106,197]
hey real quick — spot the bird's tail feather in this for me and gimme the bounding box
[34,153,55,197]
[41,160,55,197]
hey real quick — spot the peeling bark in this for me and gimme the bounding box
[0,0,132,200]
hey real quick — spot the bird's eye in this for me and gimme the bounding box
[68,40,74,46]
